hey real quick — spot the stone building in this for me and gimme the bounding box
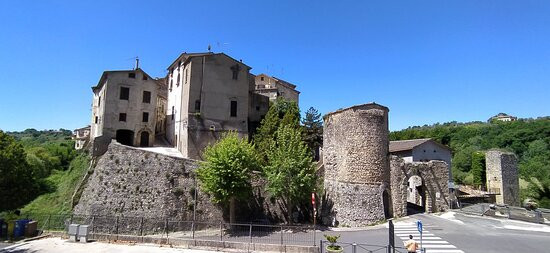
[322,103,391,226]
[73,126,90,150]
[165,52,269,159]
[90,69,162,155]
[390,138,452,181]
[154,78,167,137]
[485,150,520,206]
[321,103,451,226]
[253,73,300,104]
[489,113,517,122]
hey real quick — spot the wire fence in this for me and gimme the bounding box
[21,213,317,246]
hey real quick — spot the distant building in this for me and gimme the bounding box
[390,138,452,180]
[253,74,300,104]
[90,68,163,154]
[165,52,269,159]
[489,113,517,122]
[73,126,90,150]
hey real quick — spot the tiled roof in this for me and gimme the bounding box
[389,138,451,153]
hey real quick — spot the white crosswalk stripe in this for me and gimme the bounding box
[394,223,464,253]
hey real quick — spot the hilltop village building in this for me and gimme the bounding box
[90,69,162,154]
[253,73,300,103]
[89,52,299,158]
[489,113,517,122]
[72,126,90,150]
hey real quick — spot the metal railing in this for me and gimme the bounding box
[319,241,419,253]
[459,203,548,224]
[19,213,317,246]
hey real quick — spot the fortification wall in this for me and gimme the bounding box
[74,141,222,221]
[486,150,520,206]
[390,156,450,216]
[322,103,391,227]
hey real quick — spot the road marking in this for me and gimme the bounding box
[394,222,463,253]
[399,236,441,240]
[396,233,435,236]
[422,245,457,248]
[419,241,449,244]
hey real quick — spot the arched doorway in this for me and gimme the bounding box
[407,175,426,214]
[140,131,150,147]
[116,129,134,146]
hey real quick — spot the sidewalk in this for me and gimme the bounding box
[0,238,216,253]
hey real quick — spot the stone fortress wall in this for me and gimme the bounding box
[485,150,520,206]
[322,103,450,227]
[322,103,391,226]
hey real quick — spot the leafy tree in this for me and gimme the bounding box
[0,131,39,212]
[301,107,323,160]
[264,125,316,223]
[471,152,486,188]
[196,132,260,223]
[253,98,300,164]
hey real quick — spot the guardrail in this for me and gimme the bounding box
[459,203,549,224]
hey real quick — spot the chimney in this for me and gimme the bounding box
[135,57,140,70]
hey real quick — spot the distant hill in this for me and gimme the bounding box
[390,117,550,207]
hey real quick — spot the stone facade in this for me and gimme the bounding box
[253,73,300,104]
[322,103,391,226]
[390,156,450,217]
[74,141,222,221]
[485,150,520,206]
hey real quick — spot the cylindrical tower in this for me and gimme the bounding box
[322,103,390,226]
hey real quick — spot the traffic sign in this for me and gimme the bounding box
[417,220,423,233]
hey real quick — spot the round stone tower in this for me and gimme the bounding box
[322,103,391,227]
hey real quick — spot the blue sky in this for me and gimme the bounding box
[1,0,549,132]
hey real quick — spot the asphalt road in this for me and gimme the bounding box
[328,212,550,253]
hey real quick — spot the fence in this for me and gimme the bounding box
[318,241,417,253]
[21,213,317,246]
[459,203,549,224]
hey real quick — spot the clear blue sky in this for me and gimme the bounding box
[1,0,549,132]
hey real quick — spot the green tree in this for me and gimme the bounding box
[301,107,323,159]
[264,125,316,223]
[253,98,300,164]
[0,131,39,212]
[471,151,486,188]
[196,132,259,223]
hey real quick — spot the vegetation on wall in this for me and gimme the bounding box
[390,117,550,207]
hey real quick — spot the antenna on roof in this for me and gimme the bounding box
[207,44,212,52]
[134,56,139,70]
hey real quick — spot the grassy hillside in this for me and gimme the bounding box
[390,117,550,207]
[21,153,90,214]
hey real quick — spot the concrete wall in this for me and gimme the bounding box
[322,103,390,226]
[486,150,520,206]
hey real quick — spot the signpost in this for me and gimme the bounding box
[312,193,317,246]
[388,219,395,253]
[417,220,423,253]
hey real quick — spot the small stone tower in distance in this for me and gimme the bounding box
[485,150,520,206]
[322,103,391,227]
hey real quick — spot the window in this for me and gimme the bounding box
[169,79,173,90]
[230,64,240,80]
[142,112,149,122]
[195,100,201,112]
[95,116,98,124]
[184,69,188,83]
[256,106,260,111]
[119,113,127,122]
[176,73,180,86]
[142,91,151,103]
[128,72,136,78]
[170,68,174,77]
[142,75,148,80]
[230,100,237,117]
[260,76,264,81]
[98,96,101,107]
[171,106,175,120]
[120,87,129,100]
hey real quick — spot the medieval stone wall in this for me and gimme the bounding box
[74,141,222,221]
[486,150,520,206]
[390,156,450,217]
[322,103,391,227]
